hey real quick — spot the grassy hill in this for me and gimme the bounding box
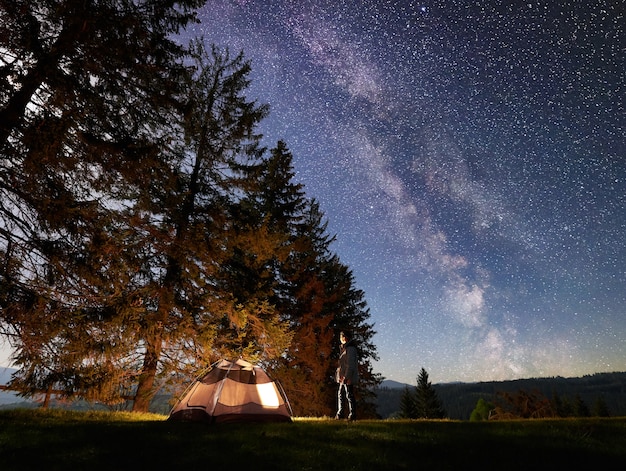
[0,409,625,470]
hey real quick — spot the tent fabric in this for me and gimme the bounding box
[168,359,292,424]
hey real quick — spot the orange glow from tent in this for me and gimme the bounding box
[256,383,280,407]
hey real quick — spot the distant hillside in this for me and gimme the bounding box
[0,368,26,407]
[376,372,626,419]
[380,379,407,389]
[1,367,174,413]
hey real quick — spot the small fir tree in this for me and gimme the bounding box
[415,367,446,419]
[399,385,418,419]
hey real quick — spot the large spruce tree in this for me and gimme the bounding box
[271,196,381,415]
[208,140,298,363]
[220,138,382,417]
[127,41,289,411]
[0,0,205,407]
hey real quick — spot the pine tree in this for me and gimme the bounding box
[208,141,296,363]
[267,200,335,416]
[415,367,446,419]
[326,257,381,417]
[127,42,284,411]
[253,147,380,416]
[1,0,203,407]
[399,386,418,419]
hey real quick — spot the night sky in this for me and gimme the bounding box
[1,0,624,385]
[187,0,625,384]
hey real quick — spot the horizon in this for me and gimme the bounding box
[2,358,624,389]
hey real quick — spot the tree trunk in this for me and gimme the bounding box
[42,384,53,409]
[132,332,162,412]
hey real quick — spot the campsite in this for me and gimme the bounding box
[1,409,625,470]
[2,362,625,468]
[1,4,625,469]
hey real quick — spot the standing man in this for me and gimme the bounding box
[335,330,359,420]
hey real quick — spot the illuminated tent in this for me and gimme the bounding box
[168,359,292,423]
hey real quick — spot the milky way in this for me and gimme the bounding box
[181,0,626,384]
[3,0,623,384]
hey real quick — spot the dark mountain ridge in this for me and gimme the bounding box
[376,371,626,419]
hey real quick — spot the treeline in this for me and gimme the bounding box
[377,372,626,419]
[471,390,611,420]
[0,1,379,416]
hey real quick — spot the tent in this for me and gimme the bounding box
[168,359,292,423]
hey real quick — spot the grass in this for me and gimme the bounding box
[1,409,625,470]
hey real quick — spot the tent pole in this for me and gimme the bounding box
[166,360,219,417]
[275,380,294,417]
[209,359,235,417]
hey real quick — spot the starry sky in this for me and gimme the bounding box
[2,0,624,385]
[183,0,625,385]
